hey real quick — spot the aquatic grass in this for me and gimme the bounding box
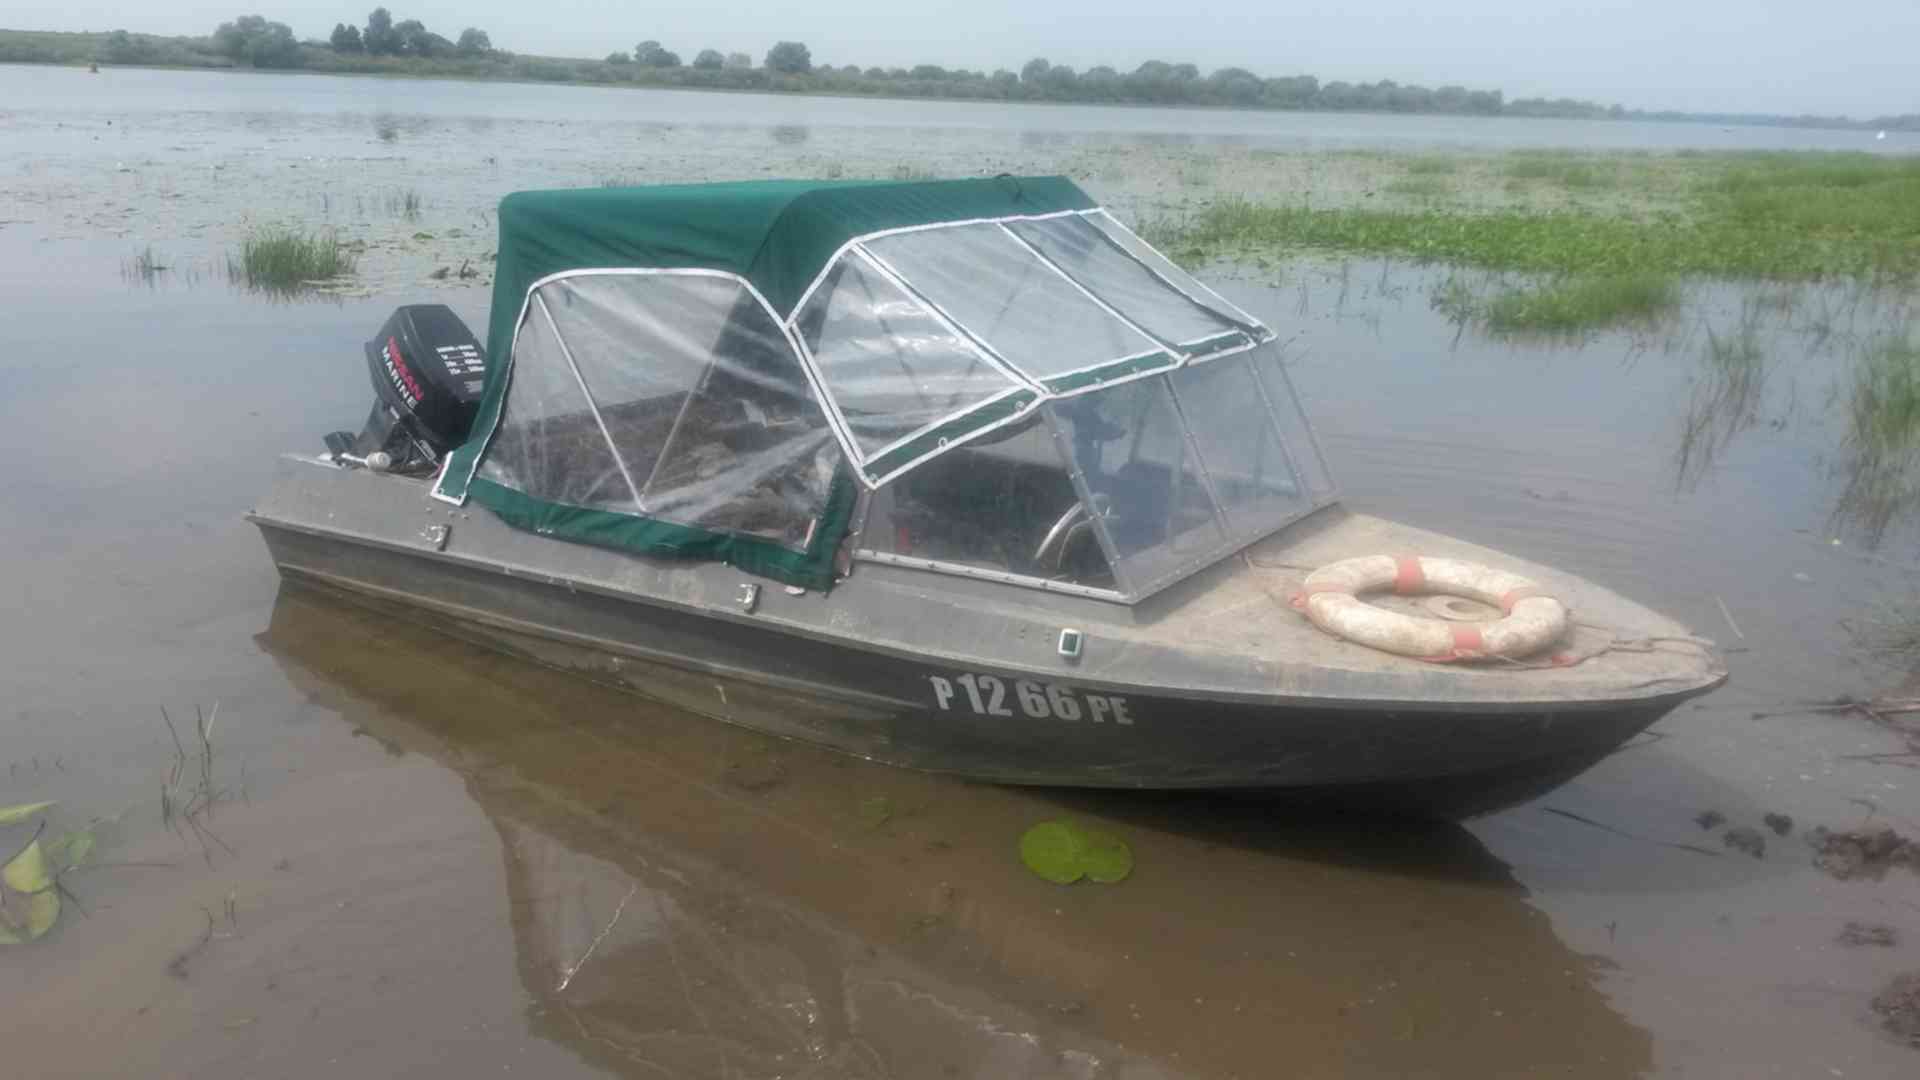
[1154,152,1920,283]
[1854,588,1920,661]
[1428,273,1481,326]
[1160,188,1920,283]
[1707,153,1920,239]
[120,245,169,286]
[367,187,423,218]
[1426,271,1679,339]
[1676,304,1773,490]
[1835,334,1920,544]
[1482,273,1680,334]
[227,227,357,294]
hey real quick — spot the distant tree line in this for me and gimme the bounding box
[3,20,1914,133]
[327,8,491,60]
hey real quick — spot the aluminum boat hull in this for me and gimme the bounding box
[249,456,1725,818]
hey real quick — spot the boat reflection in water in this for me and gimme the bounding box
[259,583,1651,1079]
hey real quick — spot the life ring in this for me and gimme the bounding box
[1289,555,1570,663]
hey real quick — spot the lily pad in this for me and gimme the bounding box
[44,829,94,869]
[1,838,53,893]
[1019,821,1089,885]
[0,838,60,944]
[1081,830,1134,884]
[1020,820,1134,885]
[0,801,55,826]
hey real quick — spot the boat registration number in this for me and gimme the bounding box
[928,674,1134,724]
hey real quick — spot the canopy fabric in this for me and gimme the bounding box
[477,175,1099,363]
[432,176,1290,593]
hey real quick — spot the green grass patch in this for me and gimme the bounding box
[1404,156,1460,176]
[1431,273,1680,337]
[1706,152,1920,239]
[1483,273,1679,333]
[1160,151,1920,283]
[228,228,356,294]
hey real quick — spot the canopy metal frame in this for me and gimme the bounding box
[785,208,1274,489]
[441,206,1335,604]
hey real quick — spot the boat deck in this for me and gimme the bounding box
[253,456,1724,714]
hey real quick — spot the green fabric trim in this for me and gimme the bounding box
[862,390,1042,481]
[1041,351,1179,395]
[466,466,858,592]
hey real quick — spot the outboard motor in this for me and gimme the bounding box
[323,305,487,475]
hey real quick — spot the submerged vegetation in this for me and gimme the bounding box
[1435,272,1682,337]
[1836,334,1920,545]
[1152,152,1920,286]
[227,227,357,294]
[1676,304,1774,490]
[120,245,170,286]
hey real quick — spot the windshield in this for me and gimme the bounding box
[858,340,1333,600]
[795,210,1265,487]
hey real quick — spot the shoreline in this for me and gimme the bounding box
[1,56,1908,138]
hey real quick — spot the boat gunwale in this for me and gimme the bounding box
[248,469,1727,716]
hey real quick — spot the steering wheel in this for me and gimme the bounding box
[1032,493,1114,571]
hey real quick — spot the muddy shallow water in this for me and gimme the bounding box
[2,65,1918,1078]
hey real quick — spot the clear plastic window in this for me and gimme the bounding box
[795,253,1024,456]
[487,272,843,549]
[861,413,1116,591]
[478,304,640,512]
[1169,354,1312,538]
[1083,210,1262,331]
[1006,215,1242,350]
[539,273,738,486]
[862,223,1164,383]
[1249,343,1335,503]
[1046,378,1225,594]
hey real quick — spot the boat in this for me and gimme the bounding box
[249,175,1726,817]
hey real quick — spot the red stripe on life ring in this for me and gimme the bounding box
[1393,556,1426,595]
[1451,625,1486,655]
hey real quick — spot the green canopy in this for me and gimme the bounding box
[433,175,1277,593]
[477,175,1099,362]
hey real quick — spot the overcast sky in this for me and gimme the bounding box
[9,1,1915,117]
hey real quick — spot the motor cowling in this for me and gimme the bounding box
[325,305,487,473]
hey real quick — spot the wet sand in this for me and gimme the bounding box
[2,63,1918,1078]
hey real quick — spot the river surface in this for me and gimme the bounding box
[1,65,1918,1078]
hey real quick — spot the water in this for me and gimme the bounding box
[2,65,1918,1078]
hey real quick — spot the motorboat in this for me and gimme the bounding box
[249,176,1725,817]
